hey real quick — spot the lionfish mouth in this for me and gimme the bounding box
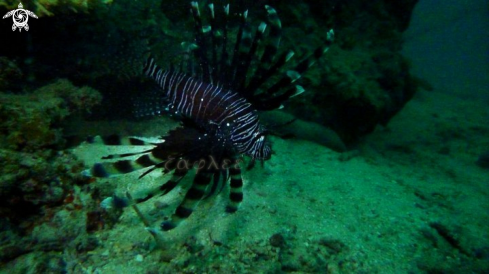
[84,2,333,234]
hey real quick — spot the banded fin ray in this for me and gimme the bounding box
[86,126,215,178]
[100,167,189,210]
[191,2,212,84]
[186,4,334,112]
[242,5,283,96]
[87,135,160,146]
[252,29,335,110]
[88,151,163,178]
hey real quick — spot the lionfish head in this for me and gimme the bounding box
[251,132,272,160]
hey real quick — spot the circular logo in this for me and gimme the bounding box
[13,9,29,28]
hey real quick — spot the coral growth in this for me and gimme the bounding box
[0,79,102,151]
[0,78,110,270]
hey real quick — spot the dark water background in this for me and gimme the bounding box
[402,0,489,101]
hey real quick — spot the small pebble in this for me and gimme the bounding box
[269,233,285,247]
[135,254,144,262]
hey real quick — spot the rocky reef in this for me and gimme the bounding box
[0,79,101,151]
[276,0,419,143]
[0,76,106,269]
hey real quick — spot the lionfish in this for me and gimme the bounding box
[85,2,333,232]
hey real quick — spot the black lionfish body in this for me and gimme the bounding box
[85,2,333,232]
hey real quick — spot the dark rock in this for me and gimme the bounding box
[318,238,347,255]
[260,110,347,152]
[269,233,286,248]
[473,246,489,260]
[476,152,489,169]
[438,146,450,155]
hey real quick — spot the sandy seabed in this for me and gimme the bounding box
[4,89,488,273]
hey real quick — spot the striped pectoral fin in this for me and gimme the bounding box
[87,153,161,178]
[98,167,189,214]
[129,168,189,206]
[100,194,131,210]
[159,167,188,194]
[88,161,133,178]
[87,135,155,146]
[226,166,243,213]
[160,171,212,231]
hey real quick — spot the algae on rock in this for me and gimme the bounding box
[0,79,101,230]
